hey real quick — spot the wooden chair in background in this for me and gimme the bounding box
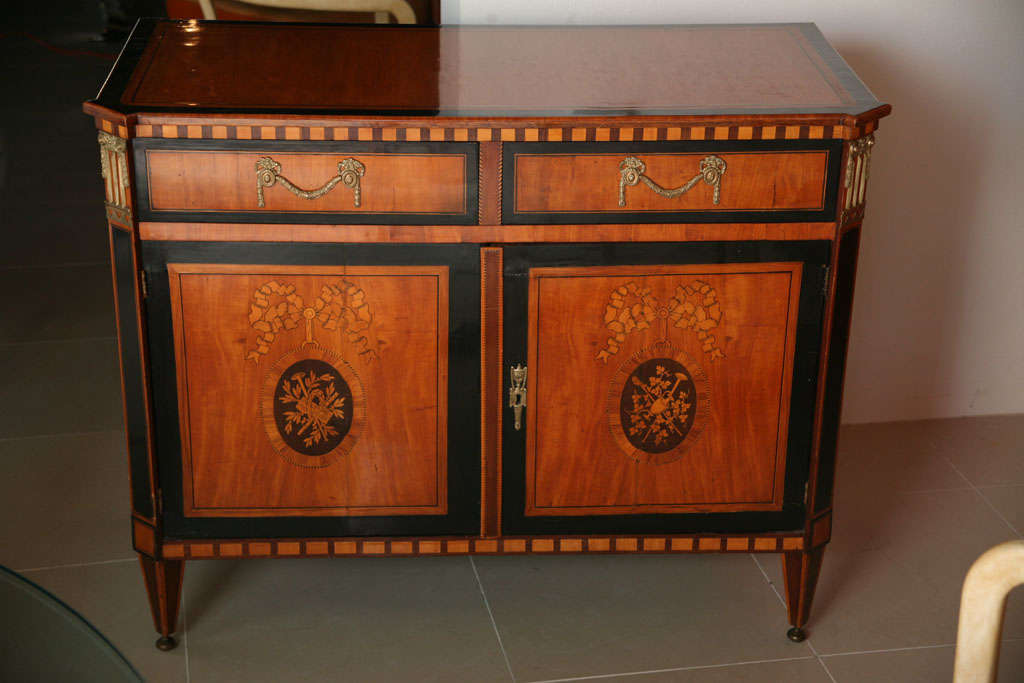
[954,540,1024,682]
[192,0,418,23]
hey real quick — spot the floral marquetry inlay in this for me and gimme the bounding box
[260,345,365,468]
[607,341,710,465]
[246,279,378,362]
[621,358,697,454]
[273,358,353,455]
[596,280,725,363]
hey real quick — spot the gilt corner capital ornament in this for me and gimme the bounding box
[97,131,130,212]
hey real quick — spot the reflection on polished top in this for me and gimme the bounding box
[95,20,882,117]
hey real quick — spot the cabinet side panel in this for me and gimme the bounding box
[111,227,155,519]
[813,227,860,513]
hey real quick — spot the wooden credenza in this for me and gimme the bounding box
[84,20,890,650]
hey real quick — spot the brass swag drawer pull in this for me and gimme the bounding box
[256,156,366,208]
[618,155,727,207]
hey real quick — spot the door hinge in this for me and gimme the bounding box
[140,270,149,300]
[155,489,163,516]
[822,265,831,298]
[804,481,810,504]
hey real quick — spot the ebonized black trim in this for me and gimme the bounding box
[502,139,842,225]
[814,227,860,513]
[112,227,155,519]
[501,240,830,535]
[142,242,480,539]
[133,139,479,225]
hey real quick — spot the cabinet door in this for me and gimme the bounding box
[501,241,828,535]
[144,242,479,538]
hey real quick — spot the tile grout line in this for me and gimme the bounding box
[944,456,1024,538]
[820,639,1024,659]
[819,642,958,658]
[469,556,516,683]
[523,655,820,683]
[804,639,838,683]
[17,557,136,573]
[750,553,784,607]
[749,554,838,683]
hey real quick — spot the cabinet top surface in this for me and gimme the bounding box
[93,19,885,119]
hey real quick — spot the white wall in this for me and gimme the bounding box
[444,0,1024,424]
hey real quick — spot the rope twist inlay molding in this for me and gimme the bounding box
[256,157,365,208]
[618,155,727,207]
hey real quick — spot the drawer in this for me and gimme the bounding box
[134,140,479,225]
[502,140,841,224]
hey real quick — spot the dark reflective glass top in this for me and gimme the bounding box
[0,565,142,682]
[97,20,882,117]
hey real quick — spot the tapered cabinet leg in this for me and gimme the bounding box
[782,546,825,642]
[138,555,185,651]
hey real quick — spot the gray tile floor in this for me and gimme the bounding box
[3,4,1024,682]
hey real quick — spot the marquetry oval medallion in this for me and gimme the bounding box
[607,340,710,465]
[260,344,365,468]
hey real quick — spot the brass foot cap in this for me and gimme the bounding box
[156,636,177,651]
[787,627,807,642]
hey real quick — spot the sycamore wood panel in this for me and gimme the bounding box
[167,263,448,517]
[525,263,801,516]
[145,151,468,214]
[513,151,829,214]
